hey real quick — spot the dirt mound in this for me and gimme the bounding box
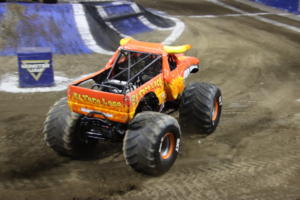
[0,2,178,55]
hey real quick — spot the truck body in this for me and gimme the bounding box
[67,38,199,124]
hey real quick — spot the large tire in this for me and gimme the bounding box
[179,82,222,135]
[123,112,181,176]
[43,97,96,158]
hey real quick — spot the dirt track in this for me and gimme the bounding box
[1,0,300,199]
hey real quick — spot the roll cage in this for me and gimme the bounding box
[91,49,162,94]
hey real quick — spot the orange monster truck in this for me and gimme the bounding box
[43,38,222,176]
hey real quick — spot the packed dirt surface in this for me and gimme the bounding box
[1,0,300,199]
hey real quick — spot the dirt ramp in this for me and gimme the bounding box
[0,1,180,56]
[0,3,93,55]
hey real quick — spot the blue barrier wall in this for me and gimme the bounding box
[252,0,300,14]
[102,3,152,35]
[110,16,152,35]
[103,3,134,16]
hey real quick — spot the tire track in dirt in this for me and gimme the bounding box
[0,176,65,190]
[110,153,300,200]
[0,153,126,191]
[222,100,257,116]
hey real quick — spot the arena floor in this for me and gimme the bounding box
[0,0,300,199]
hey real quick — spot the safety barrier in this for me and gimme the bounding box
[251,0,300,14]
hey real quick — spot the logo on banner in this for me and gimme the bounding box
[21,60,50,81]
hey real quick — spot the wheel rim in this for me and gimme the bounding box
[160,132,175,159]
[212,98,219,121]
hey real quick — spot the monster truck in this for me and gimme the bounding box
[43,38,222,176]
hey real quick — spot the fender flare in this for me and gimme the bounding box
[184,65,199,79]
